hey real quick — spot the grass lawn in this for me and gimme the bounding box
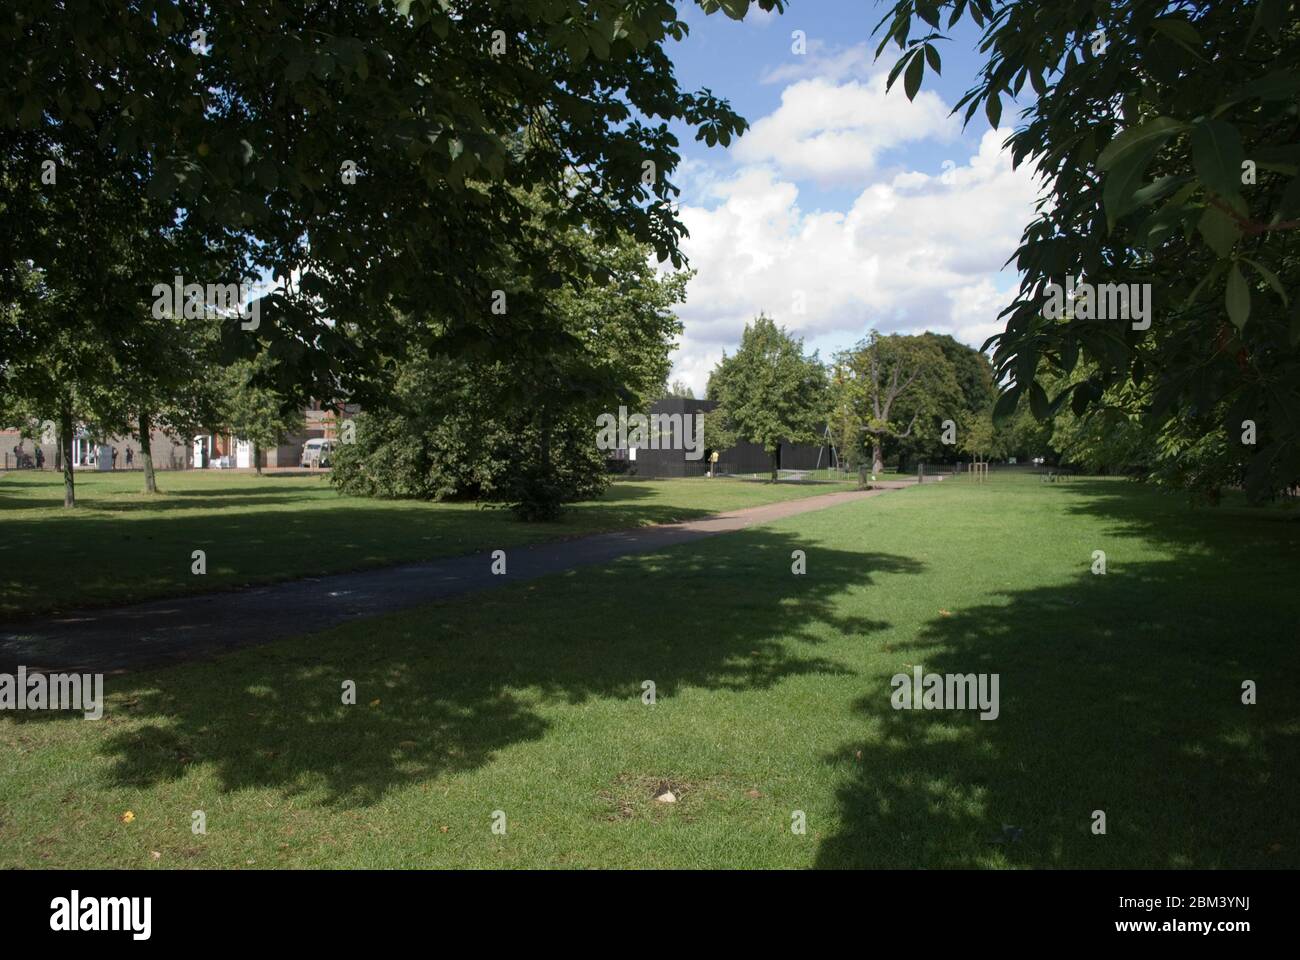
[0,469,855,618]
[2,472,1297,868]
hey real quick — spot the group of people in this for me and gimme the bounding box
[10,443,42,469]
[9,442,136,470]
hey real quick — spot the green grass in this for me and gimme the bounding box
[0,469,854,618]
[2,472,1297,868]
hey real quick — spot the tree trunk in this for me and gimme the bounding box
[539,404,552,472]
[139,411,159,494]
[254,440,263,476]
[872,440,884,477]
[770,443,780,482]
[59,403,75,508]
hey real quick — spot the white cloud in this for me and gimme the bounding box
[759,40,874,86]
[668,129,1041,395]
[733,69,958,184]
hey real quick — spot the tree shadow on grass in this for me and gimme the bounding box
[0,482,771,619]
[10,527,923,809]
[814,491,1300,869]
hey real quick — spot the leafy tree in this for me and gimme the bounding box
[707,315,829,481]
[331,218,688,518]
[218,355,304,476]
[1,83,249,504]
[117,313,228,495]
[834,331,956,477]
[3,0,784,415]
[891,332,993,467]
[876,0,1300,501]
[0,237,129,507]
[959,407,998,465]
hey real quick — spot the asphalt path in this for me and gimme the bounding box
[0,481,918,673]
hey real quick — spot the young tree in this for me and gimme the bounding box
[0,259,120,508]
[707,315,828,482]
[958,407,997,466]
[219,356,304,476]
[1,98,248,504]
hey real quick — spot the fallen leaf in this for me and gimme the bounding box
[120,811,135,824]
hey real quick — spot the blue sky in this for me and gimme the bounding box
[652,1,1042,393]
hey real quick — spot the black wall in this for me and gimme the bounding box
[623,398,828,478]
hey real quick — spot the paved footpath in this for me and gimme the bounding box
[0,480,920,674]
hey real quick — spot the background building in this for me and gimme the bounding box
[623,397,829,479]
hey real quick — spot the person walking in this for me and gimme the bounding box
[35,446,45,469]
[111,446,118,470]
[126,447,134,468]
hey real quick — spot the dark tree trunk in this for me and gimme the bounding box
[770,442,780,482]
[539,405,552,473]
[139,412,159,493]
[59,403,75,508]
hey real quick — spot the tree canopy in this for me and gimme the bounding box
[706,315,828,481]
[2,0,783,404]
[877,0,1300,501]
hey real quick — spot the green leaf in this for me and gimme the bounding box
[1071,380,1101,417]
[1097,117,1186,227]
[992,387,1021,426]
[1131,174,1190,207]
[1028,380,1050,420]
[1047,386,1073,416]
[1191,118,1245,200]
[985,92,1002,128]
[1097,117,1186,171]
[586,27,609,60]
[1239,257,1289,306]
[903,51,924,101]
[1197,205,1241,257]
[1225,263,1251,330]
[1151,17,1204,56]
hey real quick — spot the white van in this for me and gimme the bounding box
[300,438,335,468]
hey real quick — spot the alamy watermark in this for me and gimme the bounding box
[1042,275,1151,330]
[151,275,260,330]
[50,891,150,940]
[890,665,1000,720]
[596,406,704,460]
[0,666,103,719]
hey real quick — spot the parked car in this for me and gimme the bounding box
[300,438,335,468]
